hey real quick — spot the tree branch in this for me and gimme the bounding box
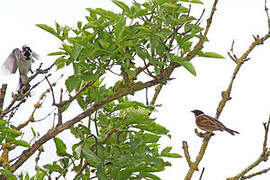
[182,141,192,168]
[9,78,165,172]
[182,0,219,179]
[227,117,270,180]
[0,84,7,113]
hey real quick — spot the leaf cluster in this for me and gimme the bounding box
[0,0,223,179]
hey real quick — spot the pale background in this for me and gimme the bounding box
[1,0,270,179]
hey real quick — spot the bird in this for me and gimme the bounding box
[1,45,39,91]
[191,110,239,135]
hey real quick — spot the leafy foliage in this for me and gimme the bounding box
[37,0,207,86]
[42,98,179,179]
[0,0,218,179]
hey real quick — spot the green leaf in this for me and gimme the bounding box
[134,121,169,135]
[191,0,203,4]
[60,158,69,169]
[0,169,17,180]
[161,146,182,158]
[197,51,225,58]
[114,16,126,40]
[97,163,108,180]
[71,45,83,61]
[176,59,196,76]
[157,0,171,5]
[143,133,161,143]
[112,0,130,12]
[55,57,66,69]
[43,162,63,173]
[179,0,203,4]
[161,146,172,154]
[0,119,9,127]
[48,51,66,56]
[82,146,102,168]
[31,127,36,137]
[65,75,81,92]
[77,21,82,30]
[61,102,71,112]
[141,172,161,180]
[55,22,61,34]
[12,140,31,148]
[54,137,71,157]
[36,24,57,35]
[23,173,29,180]
[0,128,22,137]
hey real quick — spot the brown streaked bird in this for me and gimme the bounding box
[191,110,239,135]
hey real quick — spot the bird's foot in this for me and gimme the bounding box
[203,131,215,141]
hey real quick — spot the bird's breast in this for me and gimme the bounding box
[17,58,31,75]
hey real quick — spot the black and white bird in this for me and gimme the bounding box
[1,45,39,91]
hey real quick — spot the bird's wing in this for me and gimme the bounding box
[32,51,39,61]
[206,115,226,130]
[197,115,225,131]
[2,48,21,74]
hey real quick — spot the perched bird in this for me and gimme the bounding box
[191,110,239,135]
[1,45,39,90]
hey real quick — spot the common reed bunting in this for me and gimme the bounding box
[191,110,239,135]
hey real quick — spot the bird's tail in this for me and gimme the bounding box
[224,127,239,135]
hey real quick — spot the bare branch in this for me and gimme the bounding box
[150,84,163,106]
[242,167,270,179]
[227,117,270,179]
[45,76,56,105]
[0,84,7,113]
[182,141,192,168]
[183,0,220,178]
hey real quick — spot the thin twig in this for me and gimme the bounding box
[227,117,270,179]
[102,115,127,144]
[0,84,7,113]
[145,88,149,105]
[242,167,270,179]
[57,88,63,126]
[74,161,88,179]
[61,81,94,106]
[1,61,54,117]
[199,167,205,180]
[45,76,56,105]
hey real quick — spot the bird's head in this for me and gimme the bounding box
[191,110,204,117]
[22,45,32,60]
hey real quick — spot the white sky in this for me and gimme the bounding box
[1,0,270,179]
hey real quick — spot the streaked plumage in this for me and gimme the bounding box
[191,110,239,135]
